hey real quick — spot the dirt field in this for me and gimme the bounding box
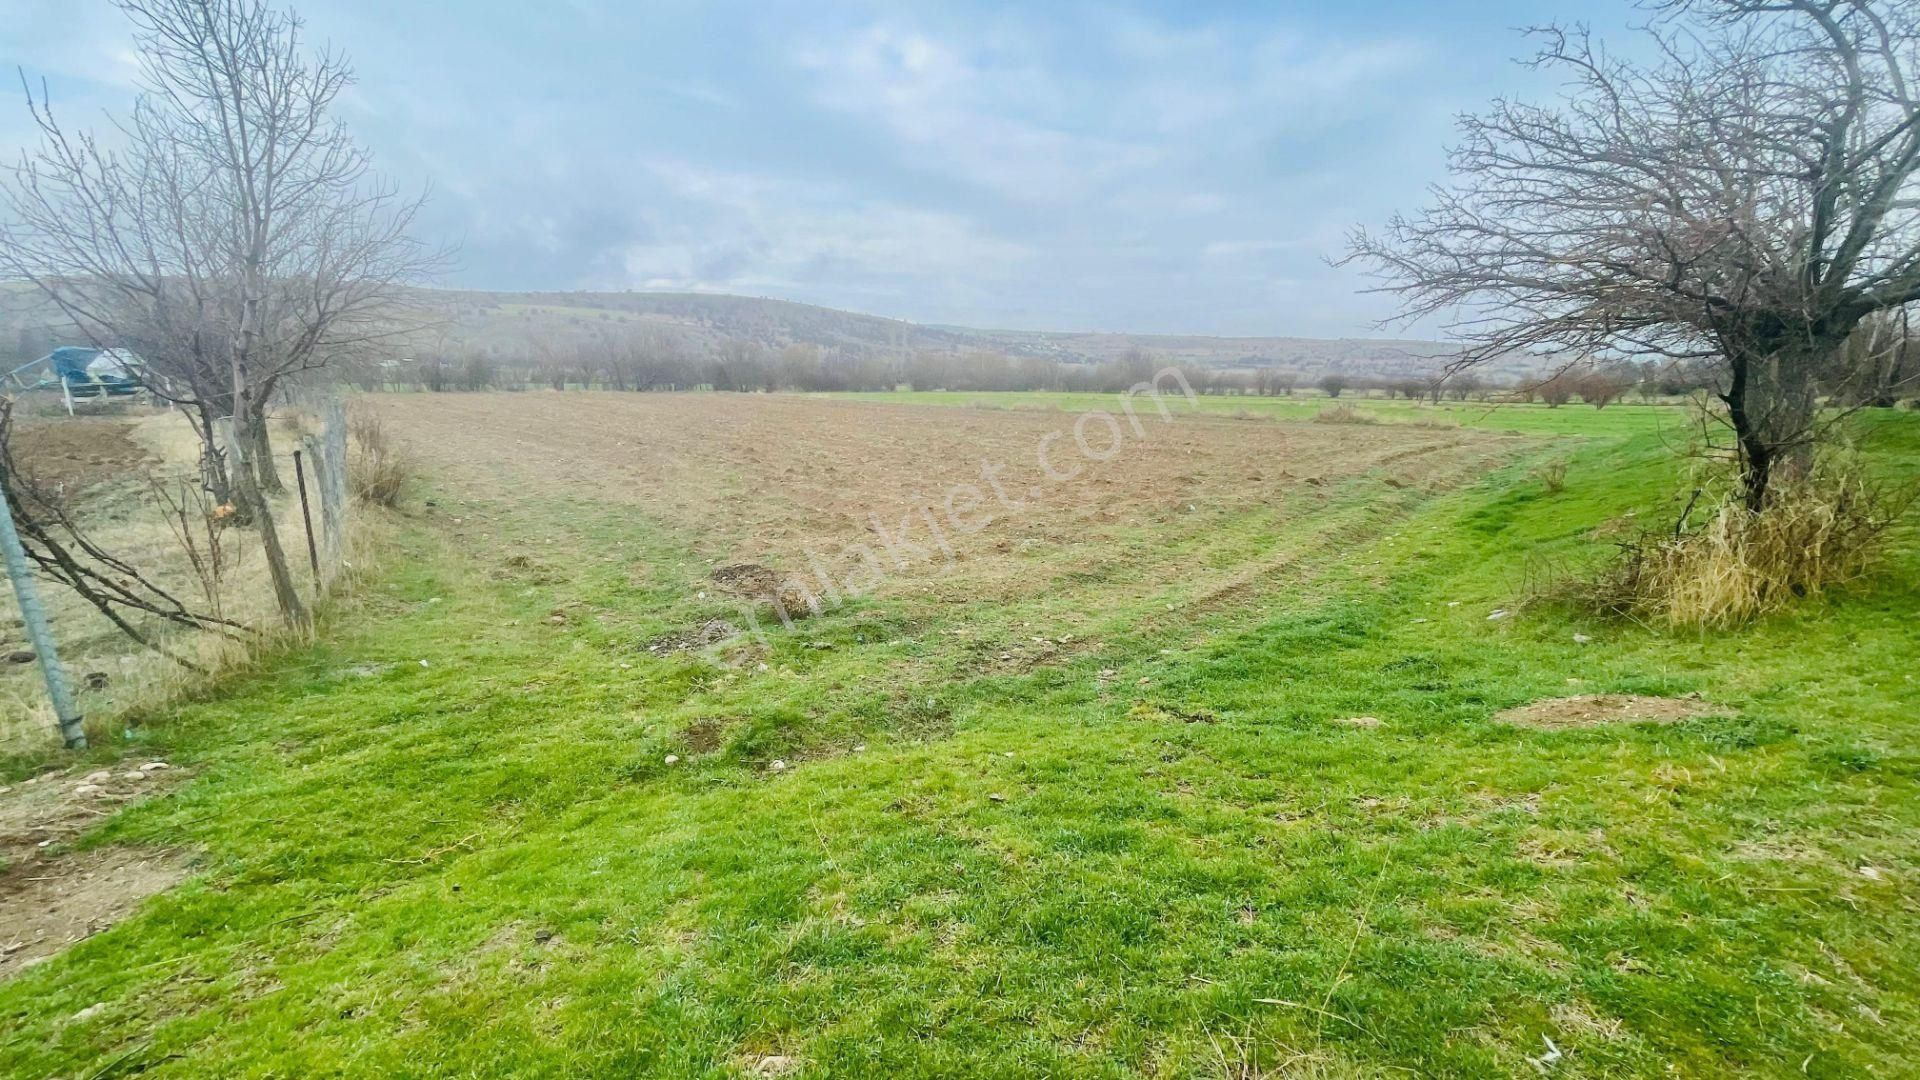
[377,393,1527,636]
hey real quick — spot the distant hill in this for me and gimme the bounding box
[406,290,1513,377]
[2,284,1521,378]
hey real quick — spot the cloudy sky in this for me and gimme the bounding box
[0,0,1637,336]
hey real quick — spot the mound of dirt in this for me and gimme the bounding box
[710,564,817,619]
[1494,694,1722,730]
[711,563,784,593]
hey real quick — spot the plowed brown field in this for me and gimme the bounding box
[377,393,1525,636]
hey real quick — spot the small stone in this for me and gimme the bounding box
[418,659,430,667]
[663,754,680,765]
[70,1002,108,1023]
[769,759,788,773]
[74,784,105,796]
[988,792,1006,802]
[83,671,109,690]
[140,761,170,771]
[84,770,113,783]
[1487,609,1512,621]
[1573,633,1593,644]
[124,771,147,781]
[533,928,555,943]
[851,744,867,753]
[749,1056,797,1078]
[5,649,34,664]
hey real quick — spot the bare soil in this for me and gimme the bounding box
[7,414,163,497]
[376,393,1522,629]
[1493,694,1724,730]
[0,763,190,976]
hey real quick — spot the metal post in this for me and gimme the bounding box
[0,480,86,748]
[293,448,320,591]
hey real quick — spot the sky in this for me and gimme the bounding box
[0,1,1643,337]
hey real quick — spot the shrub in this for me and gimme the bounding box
[1577,461,1907,627]
[1535,458,1569,494]
[1312,404,1377,425]
[347,409,415,508]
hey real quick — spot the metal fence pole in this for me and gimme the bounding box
[293,448,320,591]
[0,480,86,749]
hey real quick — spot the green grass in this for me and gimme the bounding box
[826,388,1692,437]
[3,404,1918,1077]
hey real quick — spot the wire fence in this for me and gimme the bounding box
[1,396,355,753]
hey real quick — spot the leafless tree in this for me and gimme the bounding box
[0,0,442,624]
[1829,305,1918,404]
[1346,0,1920,509]
[0,401,247,666]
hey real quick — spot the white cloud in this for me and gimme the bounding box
[790,13,1423,216]
[792,24,1162,204]
[625,159,1033,293]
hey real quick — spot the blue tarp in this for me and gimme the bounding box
[45,347,103,380]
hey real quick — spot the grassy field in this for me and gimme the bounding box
[828,388,1694,437]
[2,392,1917,1077]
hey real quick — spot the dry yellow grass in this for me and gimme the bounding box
[1586,464,1903,627]
[2,406,380,751]
[1312,404,1377,425]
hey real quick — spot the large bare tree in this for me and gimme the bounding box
[0,0,440,624]
[1347,0,1920,509]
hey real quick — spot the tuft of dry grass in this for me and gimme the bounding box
[348,409,415,508]
[1312,404,1377,426]
[1534,458,1569,494]
[1577,463,1907,627]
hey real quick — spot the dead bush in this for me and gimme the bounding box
[348,409,414,508]
[1312,404,1377,425]
[1535,458,1569,494]
[1576,461,1908,627]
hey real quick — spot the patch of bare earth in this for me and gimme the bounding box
[6,414,163,497]
[1494,694,1724,730]
[376,393,1524,631]
[0,763,190,976]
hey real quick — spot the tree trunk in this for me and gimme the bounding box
[190,403,234,510]
[221,409,307,628]
[245,404,284,495]
[1725,339,1826,511]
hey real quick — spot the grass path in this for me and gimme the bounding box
[2,405,1917,1077]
